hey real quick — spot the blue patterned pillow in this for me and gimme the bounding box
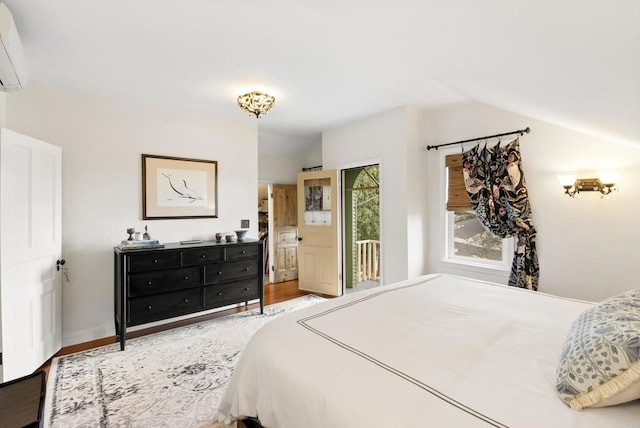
[556,289,640,410]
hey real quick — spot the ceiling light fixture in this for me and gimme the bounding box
[237,91,275,118]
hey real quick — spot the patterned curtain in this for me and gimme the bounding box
[462,138,540,290]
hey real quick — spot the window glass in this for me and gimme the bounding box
[449,211,502,261]
[303,178,331,226]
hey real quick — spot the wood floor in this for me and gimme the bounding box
[38,279,310,377]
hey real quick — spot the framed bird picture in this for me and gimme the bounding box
[142,154,218,219]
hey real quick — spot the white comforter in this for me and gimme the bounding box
[217,274,640,427]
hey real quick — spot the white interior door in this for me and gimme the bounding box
[0,128,62,382]
[297,169,341,296]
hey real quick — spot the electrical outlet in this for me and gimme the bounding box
[241,219,250,228]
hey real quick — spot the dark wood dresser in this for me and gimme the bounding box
[114,239,264,350]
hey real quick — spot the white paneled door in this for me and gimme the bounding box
[0,128,62,382]
[296,169,341,296]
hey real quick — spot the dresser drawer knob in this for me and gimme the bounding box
[201,254,207,259]
[147,281,153,286]
[183,276,189,280]
[153,259,159,263]
[146,305,152,310]
[244,267,250,271]
[241,250,246,254]
[217,292,223,296]
[244,287,249,291]
[184,298,189,303]
[217,271,223,275]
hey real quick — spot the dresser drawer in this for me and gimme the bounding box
[128,266,201,297]
[204,278,259,307]
[181,247,224,265]
[128,251,180,272]
[226,244,260,261]
[128,289,201,325]
[204,259,258,284]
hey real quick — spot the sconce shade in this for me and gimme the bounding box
[237,91,276,118]
[597,171,619,185]
[556,174,577,187]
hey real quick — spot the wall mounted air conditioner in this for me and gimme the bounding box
[0,2,26,91]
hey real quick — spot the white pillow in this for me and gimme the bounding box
[555,289,640,410]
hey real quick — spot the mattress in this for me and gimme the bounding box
[216,274,640,427]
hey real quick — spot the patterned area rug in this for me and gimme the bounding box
[44,295,325,427]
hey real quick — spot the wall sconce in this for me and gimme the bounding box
[557,172,619,197]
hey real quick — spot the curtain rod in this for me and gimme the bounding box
[425,127,530,151]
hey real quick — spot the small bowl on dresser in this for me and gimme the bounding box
[225,234,234,242]
[235,229,248,241]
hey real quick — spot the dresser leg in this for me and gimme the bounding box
[119,326,126,351]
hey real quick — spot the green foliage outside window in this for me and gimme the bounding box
[354,166,380,241]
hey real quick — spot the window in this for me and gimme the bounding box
[444,154,511,269]
[447,210,506,264]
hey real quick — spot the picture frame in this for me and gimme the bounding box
[142,154,218,219]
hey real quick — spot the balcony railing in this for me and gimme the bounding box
[356,240,380,282]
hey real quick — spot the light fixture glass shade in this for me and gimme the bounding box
[237,91,275,118]
[556,174,576,187]
[597,171,619,185]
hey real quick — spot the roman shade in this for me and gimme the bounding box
[446,154,471,211]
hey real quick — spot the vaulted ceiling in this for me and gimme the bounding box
[4,1,640,144]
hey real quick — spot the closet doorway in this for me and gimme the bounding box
[343,164,381,294]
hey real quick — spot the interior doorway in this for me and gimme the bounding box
[342,164,380,294]
[257,183,270,284]
[258,183,299,285]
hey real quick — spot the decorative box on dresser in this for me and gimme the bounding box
[114,239,264,350]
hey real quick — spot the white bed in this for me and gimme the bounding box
[216,274,640,427]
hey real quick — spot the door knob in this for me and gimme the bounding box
[56,259,66,271]
[297,237,302,241]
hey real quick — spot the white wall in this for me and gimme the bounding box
[406,107,427,279]
[258,152,307,184]
[424,101,640,302]
[6,83,259,346]
[0,92,5,127]
[258,131,321,184]
[305,143,322,169]
[323,106,426,284]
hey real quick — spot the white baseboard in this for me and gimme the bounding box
[62,325,113,347]
[61,300,259,348]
